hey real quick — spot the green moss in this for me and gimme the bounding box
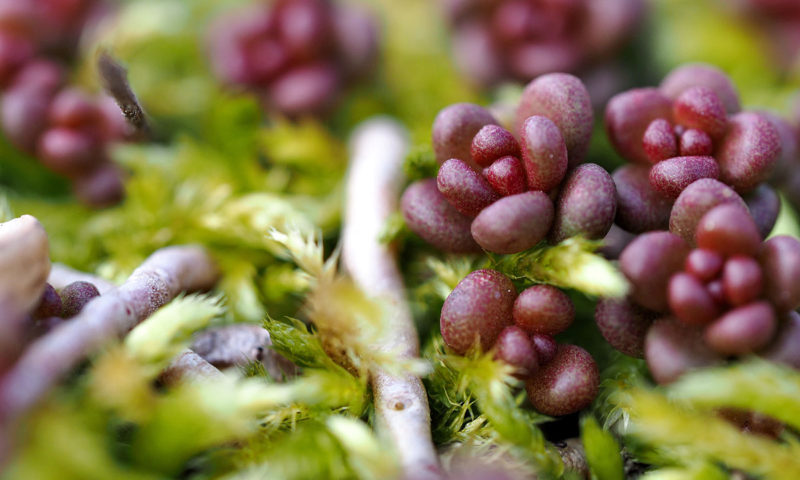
[581,416,624,480]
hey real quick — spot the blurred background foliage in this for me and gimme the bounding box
[3,0,799,204]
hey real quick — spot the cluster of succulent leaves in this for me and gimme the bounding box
[1,0,800,479]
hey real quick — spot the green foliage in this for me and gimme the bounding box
[581,416,624,480]
[0,194,13,222]
[422,256,482,300]
[219,423,354,480]
[423,338,480,445]
[265,316,342,371]
[267,228,337,287]
[3,404,158,480]
[593,354,649,433]
[325,416,401,479]
[638,463,729,480]
[263,316,371,420]
[771,195,800,239]
[104,0,481,144]
[0,137,70,197]
[125,294,225,373]
[371,0,483,143]
[616,362,800,480]
[268,227,431,379]
[667,359,800,432]
[259,120,347,198]
[7,0,351,324]
[6,217,408,478]
[13,127,340,321]
[219,419,398,480]
[96,0,247,135]
[424,338,562,477]
[5,290,376,479]
[490,237,629,298]
[403,145,439,182]
[377,210,407,244]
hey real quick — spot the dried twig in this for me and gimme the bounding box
[191,324,297,380]
[97,50,149,139]
[555,438,589,478]
[0,245,219,423]
[191,324,270,367]
[342,118,442,479]
[48,263,116,294]
[160,349,224,386]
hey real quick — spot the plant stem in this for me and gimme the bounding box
[0,245,218,425]
[48,263,116,294]
[342,118,442,479]
[191,324,297,380]
[160,349,224,386]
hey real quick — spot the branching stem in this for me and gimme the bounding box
[0,245,218,425]
[191,324,297,380]
[160,349,224,386]
[48,263,116,294]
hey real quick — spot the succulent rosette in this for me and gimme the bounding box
[441,0,646,88]
[600,70,800,378]
[595,202,800,384]
[441,268,599,417]
[402,72,617,255]
[605,63,785,245]
[207,0,379,118]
